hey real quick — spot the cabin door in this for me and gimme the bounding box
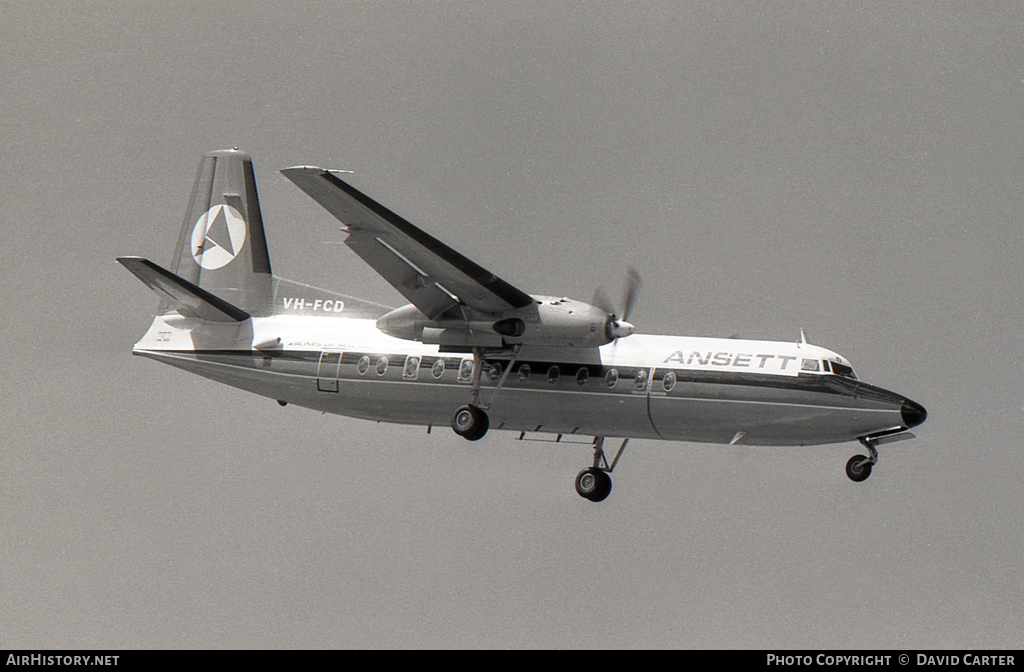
[317,351,343,392]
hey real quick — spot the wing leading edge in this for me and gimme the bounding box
[281,167,534,320]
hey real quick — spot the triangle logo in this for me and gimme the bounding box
[190,204,246,270]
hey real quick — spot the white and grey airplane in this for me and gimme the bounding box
[119,149,927,502]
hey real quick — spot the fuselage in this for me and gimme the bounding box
[132,312,925,446]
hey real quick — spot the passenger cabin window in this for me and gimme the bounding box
[518,364,531,382]
[547,366,560,384]
[376,356,389,376]
[605,369,618,388]
[576,368,589,385]
[432,359,445,379]
[458,358,474,382]
[403,356,420,380]
[357,355,370,375]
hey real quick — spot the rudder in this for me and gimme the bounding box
[167,149,273,315]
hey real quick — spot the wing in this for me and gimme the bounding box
[281,167,534,320]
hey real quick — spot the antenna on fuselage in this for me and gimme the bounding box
[799,328,809,346]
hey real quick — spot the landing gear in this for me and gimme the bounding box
[451,346,490,441]
[846,436,880,482]
[574,437,628,502]
[845,454,873,482]
[451,404,489,441]
[575,468,612,502]
[449,345,522,442]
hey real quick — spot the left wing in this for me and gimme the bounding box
[281,167,534,320]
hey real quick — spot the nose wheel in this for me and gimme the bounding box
[846,437,880,482]
[845,454,873,482]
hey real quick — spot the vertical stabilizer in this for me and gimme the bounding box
[166,149,273,315]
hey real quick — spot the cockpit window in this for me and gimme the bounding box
[830,361,857,379]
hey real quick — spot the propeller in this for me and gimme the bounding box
[593,266,642,341]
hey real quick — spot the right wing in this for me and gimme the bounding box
[281,167,534,320]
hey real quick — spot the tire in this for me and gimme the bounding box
[590,470,612,502]
[575,468,612,501]
[846,454,873,482]
[451,404,489,441]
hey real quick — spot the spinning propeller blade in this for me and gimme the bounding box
[594,267,642,341]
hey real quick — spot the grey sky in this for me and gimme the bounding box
[1,2,1021,648]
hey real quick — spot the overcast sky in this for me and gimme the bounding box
[2,2,1022,648]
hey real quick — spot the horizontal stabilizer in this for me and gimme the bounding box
[117,256,250,322]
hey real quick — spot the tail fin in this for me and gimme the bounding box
[166,149,273,315]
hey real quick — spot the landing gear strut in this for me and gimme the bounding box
[575,437,628,502]
[450,345,522,442]
[451,346,489,441]
[846,437,880,482]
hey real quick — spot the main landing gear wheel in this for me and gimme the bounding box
[452,404,489,441]
[846,454,873,482]
[574,437,626,502]
[575,468,612,502]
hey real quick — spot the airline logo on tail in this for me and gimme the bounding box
[191,204,246,270]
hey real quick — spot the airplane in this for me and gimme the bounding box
[118,149,927,502]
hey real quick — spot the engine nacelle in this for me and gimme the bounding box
[375,297,614,349]
[510,297,612,348]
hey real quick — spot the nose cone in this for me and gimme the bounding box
[901,399,927,429]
